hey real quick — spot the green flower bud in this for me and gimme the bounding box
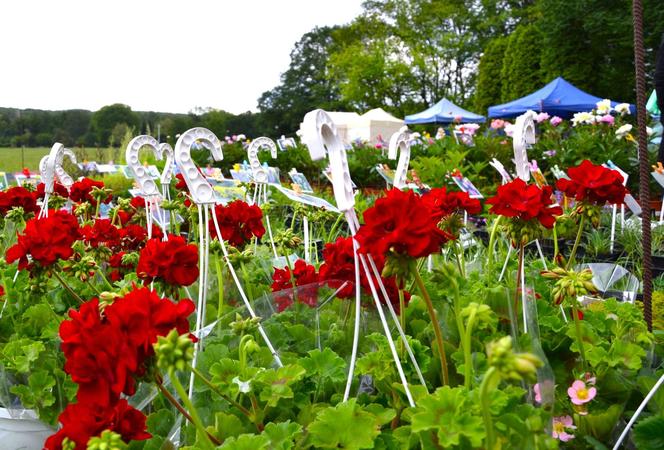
[154,329,194,373]
[230,313,261,336]
[486,336,542,383]
[87,430,127,450]
[62,438,76,450]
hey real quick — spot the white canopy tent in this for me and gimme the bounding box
[348,108,404,145]
[325,112,361,145]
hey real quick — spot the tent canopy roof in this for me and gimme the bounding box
[404,98,485,124]
[358,108,403,123]
[488,77,636,119]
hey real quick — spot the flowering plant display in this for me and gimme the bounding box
[0,118,660,450]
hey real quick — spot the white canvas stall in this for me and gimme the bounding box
[325,112,361,145]
[347,108,404,145]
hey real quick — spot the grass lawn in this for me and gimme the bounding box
[0,147,121,173]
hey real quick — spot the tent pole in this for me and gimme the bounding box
[632,0,652,331]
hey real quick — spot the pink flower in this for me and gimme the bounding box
[599,114,615,125]
[490,119,506,130]
[568,380,597,405]
[534,383,542,404]
[535,112,550,123]
[552,415,576,442]
[453,115,462,123]
[550,116,563,127]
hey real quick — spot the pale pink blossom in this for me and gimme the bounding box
[583,373,597,385]
[598,114,615,125]
[534,383,542,404]
[550,116,563,127]
[535,112,550,123]
[491,119,506,130]
[568,380,597,405]
[552,415,576,442]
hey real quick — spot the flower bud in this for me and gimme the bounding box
[87,430,127,450]
[154,329,194,373]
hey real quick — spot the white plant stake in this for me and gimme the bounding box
[174,128,282,398]
[300,110,425,407]
[38,143,77,218]
[512,111,537,182]
[158,143,175,200]
[125,136,169,239]
[388,126,411,190]
[246,137,279,258]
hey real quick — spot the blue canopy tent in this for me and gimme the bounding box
[404,98,486,124]
[488,77,636,119]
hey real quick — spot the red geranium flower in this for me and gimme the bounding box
[355,189,451,259]
[271,259,319,311]
[6,210,81,270]
[486,178,562,228]
[422,187,482,221]
[81,219,121,249]
[118,224,162,251]
[209,200,266,248]
[0,186,39,215]
[69,177,111,206]
[318,236,357,299]
[556,160,628,206]
[175,173,187,190]
[43,399,150,450]
[108,252,133,282]
[34,181,69,200]
[136,235,199,286]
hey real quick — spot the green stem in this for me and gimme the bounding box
[552,223,559,257]
[413,269,449,386]
[451,286,469,388]
[326,213,344,243]
[566,215,586,270]
[169,369,215,450]
[52,270,84,304]
[398,288,406,359]
[571,303,587,370]
[215,254,224,320]
[514,241,525,323]
[86,278,101,295]
[479,367,500,450]
[96,268,113,291]
[189,365,253,419]
[486,216,503,274]
[452,241,466,278]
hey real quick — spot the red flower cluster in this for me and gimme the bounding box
[109,252,133,282]
[35,181,69,200]
[556,160,628,206]
[175,173,188,190]
[271,259,319,312]
[81,219,121,249]
[422,187,482,221]
[486,178,562,228]
[209,200,265,247]
[117,223,162,251]
[46,287,195,449]
[0,186,39,215]
[355,189,451,259]
[6,210,81,270]
[318,236,411,313]
[137,235,199,286]
[69,177,111,206]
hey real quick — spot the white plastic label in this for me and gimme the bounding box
[512,111,537,182]
[388,126,411,190]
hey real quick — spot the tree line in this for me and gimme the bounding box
[2,0,663,147]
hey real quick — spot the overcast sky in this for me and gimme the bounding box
[0,0,363,114]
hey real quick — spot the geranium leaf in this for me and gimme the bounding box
[300,348,346,384]
[308,399,381,449]
[633,415,664,450]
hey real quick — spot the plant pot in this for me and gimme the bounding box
[0,408,54,450]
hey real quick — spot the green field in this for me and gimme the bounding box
[0,147,122,173]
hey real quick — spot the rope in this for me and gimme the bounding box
[632,0,653,331]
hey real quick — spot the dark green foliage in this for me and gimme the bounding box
[475,37,509,112]
[501,24,545,102]
[90,103,140,146]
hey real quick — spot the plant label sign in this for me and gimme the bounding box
[288,169,314,193]
[452,175,483,199]
[604,161,641,216]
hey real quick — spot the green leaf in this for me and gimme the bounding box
[607,341,646,371]
[146,409,176,438]
[262,421,302,450]
[217,433,270,450]
[634,415,664,450]
[308,399,381,449]
[21,303,59,339]
[364,403,396,426]
[410,386,485,447]
[1,338,46,373]
[211,412,248,441]
[300,348,346,384]
[256,364,306,407]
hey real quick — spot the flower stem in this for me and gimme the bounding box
[156,380,221,446]
[451,286,469,388]
[169,369,215,450]
[571,302,587,370]
[552,223,559,257]
[215,254,224,320]
[487,216,503,274]
[566,215,586,270]
[514,241,525,323]
[398,288,406,359]
[413,269,449,386]
[52,269,84,304]
[479,367,500,450]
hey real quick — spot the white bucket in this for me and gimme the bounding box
[0,407,54,450]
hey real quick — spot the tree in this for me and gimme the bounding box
[475,36,509,112]
[501,24,544,102]
[90,104,139,146]
[258,26,348,136]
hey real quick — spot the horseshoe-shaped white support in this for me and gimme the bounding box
[388,126,411,190]
[158,143,175,186]
[126,135,164,198]
[489,158,512,185]
[174,128,223,204]
[300,110,422,407]
[247,137,277,185]
[55,148,77,189]
[512,111,537,182]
